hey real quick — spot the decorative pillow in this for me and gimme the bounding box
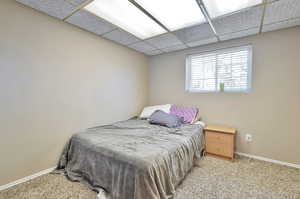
[140,104,171,118]
[149,110,183,128]
[170,105,198,124]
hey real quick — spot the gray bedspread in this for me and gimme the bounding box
[56,118,203,199]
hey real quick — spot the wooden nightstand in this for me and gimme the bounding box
[204,125,236,160]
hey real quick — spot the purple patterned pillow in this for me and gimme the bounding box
[170,105,198,124]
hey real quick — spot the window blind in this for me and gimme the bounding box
[186,45,252,92]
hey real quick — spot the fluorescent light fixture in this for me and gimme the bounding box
[84,0,167,39]
[203,0,263,18]
[135,0,206,31]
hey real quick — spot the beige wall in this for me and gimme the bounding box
[0,0,148,185]
[149,27,300,165]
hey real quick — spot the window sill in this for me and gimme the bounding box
[186,89,251,93]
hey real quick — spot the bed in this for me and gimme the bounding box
[57,118,204,199]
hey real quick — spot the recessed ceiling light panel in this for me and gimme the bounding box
[135,0,206,31]
[203,0,263,18]
[84,0,167,39]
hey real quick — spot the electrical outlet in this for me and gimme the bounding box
[245,134,252,142]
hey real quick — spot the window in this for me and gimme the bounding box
[185,45,252,93]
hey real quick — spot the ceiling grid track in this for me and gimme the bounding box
[63,0,94,21]
[16,0,300,55]
[195,0,220,41]
[144,40,164,53]
[128,0,169,32]
[65,0,163,54]
[99,28,119,37]
[259,0,268,33]
[266,15,300,27]
[127,0,169,48]
[128,0,189,49]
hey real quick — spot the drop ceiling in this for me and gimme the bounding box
[16,0,300,56]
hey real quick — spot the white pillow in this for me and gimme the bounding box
[194,121,206,127]
[140,104,171,118]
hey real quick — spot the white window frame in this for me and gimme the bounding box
[185,45,253,93]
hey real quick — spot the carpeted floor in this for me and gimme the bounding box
[1,156,300,199]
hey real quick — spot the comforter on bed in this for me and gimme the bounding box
[56,119,203,199]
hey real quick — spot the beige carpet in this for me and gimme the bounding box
[1,156,300,199]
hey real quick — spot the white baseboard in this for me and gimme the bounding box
[236,152,300,169]
[0,167,56,191]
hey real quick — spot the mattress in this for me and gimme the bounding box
[56,118,203,199]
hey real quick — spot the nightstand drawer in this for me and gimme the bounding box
[206,131,233,145]
[205,131,234,158]
[206,141,233,157]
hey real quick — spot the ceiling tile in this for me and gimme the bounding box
[65,0,86,7]
[187,37,218,47]
[173,23,215,44]
[67,10,116,36]
[128,41,156,53]
[264,0,300,25]
[102,29,140,45]
[145,50,163,56]
[161,44,187,53]
[16,0,75,19]
[145,33,183,49]
[213,6,263,35]
[263,17,300,32]
[219,27,259,41]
